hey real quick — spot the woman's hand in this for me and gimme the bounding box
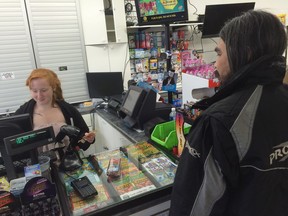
[77,131,95,145]
[82,131,96,143]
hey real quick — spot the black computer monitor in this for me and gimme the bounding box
[0,113,33,179]
[202,2,255,38]
[120,85,147,118]
[120,86,171,130]
[0,113,33,151]
[0,113,32,133]
[86,72,124,101]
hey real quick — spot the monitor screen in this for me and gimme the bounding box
[0,113,33,142]
[86,72,124,99]
[120,85,147,118]
[0,113,33,179]
[135,0,188,26]
[0,113,33,156]
[201,2,255,38]
[121,89,141,115]
[120,85,172,129]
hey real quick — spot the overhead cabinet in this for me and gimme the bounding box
[80,0,128,45]
[80,0,129,77]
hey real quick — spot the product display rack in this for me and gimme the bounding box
[126,22,202,105]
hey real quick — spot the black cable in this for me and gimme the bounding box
[188,0,198,15]
[210,38,218,45]
[200,37,204,51]
[63,170,78,180]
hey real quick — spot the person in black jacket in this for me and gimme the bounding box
[16,68,95,153]
[169,10,288,216]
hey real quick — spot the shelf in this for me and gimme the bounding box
[127,21,203,30]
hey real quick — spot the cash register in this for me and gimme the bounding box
[0,113,55,180]
[0,113,60,215]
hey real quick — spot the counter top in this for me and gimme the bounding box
[52,142,174,216]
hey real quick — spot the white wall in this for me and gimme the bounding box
[188,0,288,63]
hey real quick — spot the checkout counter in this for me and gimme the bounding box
[0,90,179,215]
[51,107,178,216]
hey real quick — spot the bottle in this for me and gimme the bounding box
[169,107,176,121]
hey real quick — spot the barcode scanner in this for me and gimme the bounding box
[57,125,83,171]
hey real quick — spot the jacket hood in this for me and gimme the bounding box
[193,55,286,110]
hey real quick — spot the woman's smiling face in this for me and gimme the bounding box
[30,78,53,106]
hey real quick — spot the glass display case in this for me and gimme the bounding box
[52,141,178,216]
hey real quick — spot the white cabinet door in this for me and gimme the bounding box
[94,113,132,153]
[80,0,107,45]
[80,0,128,74]
[86,43,128,73]
[86,45,110,72]
[80,0,127,45]
[108,43,128,72]
[112,0,128,43]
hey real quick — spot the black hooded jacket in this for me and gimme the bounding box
[169,55,288,216]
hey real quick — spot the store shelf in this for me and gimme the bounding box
[127,21,203,30]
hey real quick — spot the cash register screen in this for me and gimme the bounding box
[120,85,147,118]
[4,127,55,156]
